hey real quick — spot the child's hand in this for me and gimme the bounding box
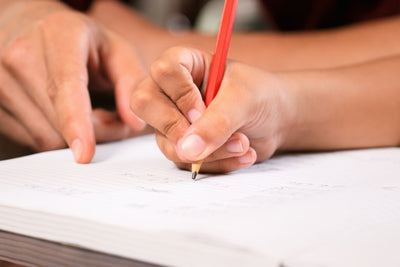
[131,47,295,173]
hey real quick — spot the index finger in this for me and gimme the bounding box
[131,77,190,145]
[42,14,95,163]
[150,47,208,124]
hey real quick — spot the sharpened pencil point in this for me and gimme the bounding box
[191,162,201,180]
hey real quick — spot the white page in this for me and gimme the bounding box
[0,135,400,267]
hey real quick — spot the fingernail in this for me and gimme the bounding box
[130,118,146,131]
[238,152,254,164]
[136,116,146,128]
[180,134,206,159]
[71,139,83,162]
[137,116,146,125]
[188,109,202,123]
[226,139,243,153]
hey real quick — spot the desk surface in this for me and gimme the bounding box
[0,231,158,267]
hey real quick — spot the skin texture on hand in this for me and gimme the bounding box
[132,47,400,173]
[90,0,400,173]
[280,56,400,151]
[0,0,148,163]
[1,0,398,167]
[131,47,294,173]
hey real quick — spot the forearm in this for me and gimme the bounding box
[230,16,400,71]
[281,56,400,151]
[89,0,400,71]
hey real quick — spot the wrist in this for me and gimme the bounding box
[276,69,341,151]
[274,72,308,151]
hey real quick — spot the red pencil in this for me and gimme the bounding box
[205,0,238,106]
[192,0,238,179]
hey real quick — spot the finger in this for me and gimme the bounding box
[92,108,131,143]
[1,26,59,128]
[41,13,96,163]
[0,71,65,151]
[131,78,190,144]
[176,69,252,162]
[156,131,250,163]
[175,147,257,174]
[100,30,147,131]
[249,137,278,163]
[150,47,208,123]
[126,124,154,138]
[0,107,37,149]
[155,130,180,162]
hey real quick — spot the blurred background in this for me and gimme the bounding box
[132,0,271,32]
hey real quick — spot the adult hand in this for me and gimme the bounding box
[131,47,295,173]
[0,0,146,163]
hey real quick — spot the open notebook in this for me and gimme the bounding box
[0,134,400,267]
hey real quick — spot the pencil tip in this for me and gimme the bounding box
[192,172,198,180]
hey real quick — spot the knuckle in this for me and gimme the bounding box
[46,79,58,102]
[163,46,191,61]
[1,37,31,70]
[46,74,86,103]
[165,46,185,55]
[38,11,93,45]
[155,134,182,162]
[173,84,196,109]
[150,58,174,81]
[161,117,182,138]
[130,86,153,115]
[33,134,65,152]
[46,78,66,104]
[159,142,177,162]
[39,10,88,32]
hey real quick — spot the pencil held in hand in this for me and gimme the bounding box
[191,0,238,180]
[192,162,201,180]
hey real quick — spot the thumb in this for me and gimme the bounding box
[176,77,250,162]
